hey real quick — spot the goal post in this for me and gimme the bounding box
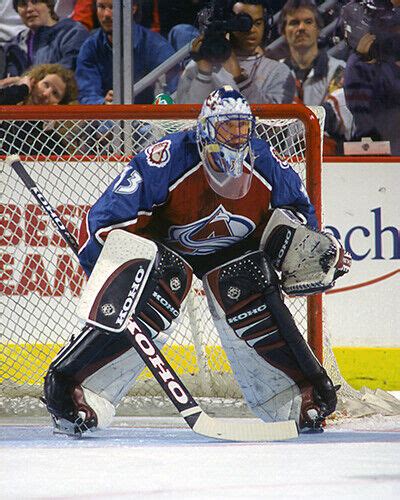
[0,103,324,415]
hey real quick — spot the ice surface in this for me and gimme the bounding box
[1,415,399,499]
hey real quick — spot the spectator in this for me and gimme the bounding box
[0,63,78,156]
[0,62,77,105]
[176,0,296,104]
[0,1,25,47]
[343,0,400,154]
[3,0,89,77]
[75,0,178,104]
[278,0,351,153]
[0,0,95,48]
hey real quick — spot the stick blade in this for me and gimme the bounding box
[191,411,298,442]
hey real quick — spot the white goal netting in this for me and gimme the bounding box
[1,105,398,420]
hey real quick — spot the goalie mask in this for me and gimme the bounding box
[197,86,256,199]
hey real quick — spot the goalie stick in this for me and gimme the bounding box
[7,155,298,442]
[9,156,80,257]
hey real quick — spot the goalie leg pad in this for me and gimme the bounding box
[44,370,115,437]
[44,235,193,434]
[43,325,173,435]
[77,231,193,336]
[78,231,157,332]
[135,241,193,339]
[43,324,137,434]
[203,250,337,429]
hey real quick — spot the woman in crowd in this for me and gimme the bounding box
[0,62,78,105]
[3,0,89,77]
[0,63,78,155]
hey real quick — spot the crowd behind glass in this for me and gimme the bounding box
[0,0,399,156]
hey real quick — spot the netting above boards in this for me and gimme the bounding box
[1,104,398,420]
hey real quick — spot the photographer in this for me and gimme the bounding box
[176,0,295,104]
[343,0,400,154]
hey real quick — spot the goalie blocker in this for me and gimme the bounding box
[43,231,193,435]
[203,250,338,430]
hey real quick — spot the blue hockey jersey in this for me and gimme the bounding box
[78,129,317,276]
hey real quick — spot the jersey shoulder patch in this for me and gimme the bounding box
[140,130,198,174]
[144,139,172,168]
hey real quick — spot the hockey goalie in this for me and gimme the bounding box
[42,86,351,436]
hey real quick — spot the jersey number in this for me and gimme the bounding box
[114,168,142,194]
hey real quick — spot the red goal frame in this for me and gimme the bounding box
[0,103,323,360]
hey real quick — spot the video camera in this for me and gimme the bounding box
[193,0,254,64]
[341,0,397,51]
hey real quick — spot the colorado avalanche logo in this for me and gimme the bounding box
[145,140,171,168]
[167,205,255,255]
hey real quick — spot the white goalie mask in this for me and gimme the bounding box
[197,86,256,199]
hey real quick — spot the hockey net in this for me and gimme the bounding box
[1,104,398,420]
